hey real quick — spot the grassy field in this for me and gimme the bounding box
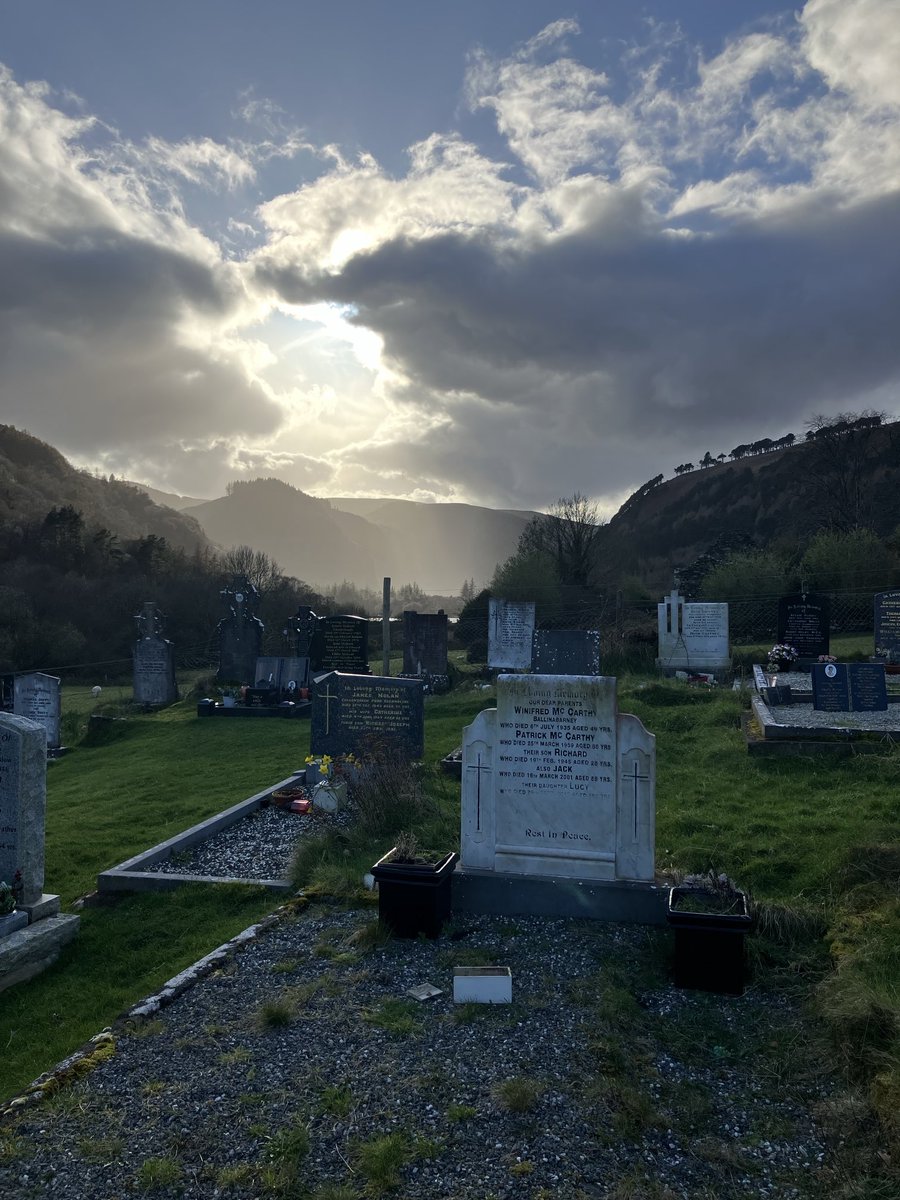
[1,664,898,1178]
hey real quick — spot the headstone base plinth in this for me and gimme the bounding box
[21,893,61,922]
[452,867,667,925]
[0,913,80,994]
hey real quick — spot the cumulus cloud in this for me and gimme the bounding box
[2,0,899,509]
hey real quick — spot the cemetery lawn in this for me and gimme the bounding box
[1,680,899,1172]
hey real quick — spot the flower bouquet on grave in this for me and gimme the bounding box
[767,644,799,675]
[304,754,332,785]
[0,879,16,916]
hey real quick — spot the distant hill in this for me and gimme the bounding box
[178,481,536,593]
[606,420,900,587]
[183,480,387,586]
[0,425,209,553]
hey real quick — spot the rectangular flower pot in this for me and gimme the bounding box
[371,849,458,939]
[667,886,753,996]
[453,966,512,1004]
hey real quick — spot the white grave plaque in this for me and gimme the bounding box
[488,598,536,670]
[656,591,729,674]
[461,675,655,881]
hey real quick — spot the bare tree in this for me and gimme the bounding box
[221,544,284,593]
[802,410,887,532]
[518,493,606,588]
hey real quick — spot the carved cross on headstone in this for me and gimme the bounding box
[622,755,650,841]
[466,748,491,836]
[317,683,338,734]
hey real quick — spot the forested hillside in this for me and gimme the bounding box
[0,426,325,677]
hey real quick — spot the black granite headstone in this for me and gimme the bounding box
[402,611,448,676]
[311,615,370,674]
[310,671,424,758]
[777,593,830,658]
[812,663,887,712]
[217,577,264,684]
[874,590,900,658]
[532,629,601,675]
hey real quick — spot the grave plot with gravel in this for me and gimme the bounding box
[0,902,849,1200]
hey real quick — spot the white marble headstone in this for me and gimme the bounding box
[461,674,655,881]
[488,598,536,670]
[13,672,61,750]
[656,591,729,674]
[0,712,47,906]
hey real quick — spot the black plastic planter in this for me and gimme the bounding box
[371,849,458,938]
[667,886,753,996]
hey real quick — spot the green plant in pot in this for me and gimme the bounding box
[371,831,458,939]
[0,879,16,916]
[667,871,753,995]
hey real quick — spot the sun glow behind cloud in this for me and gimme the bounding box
[0,1,898,507]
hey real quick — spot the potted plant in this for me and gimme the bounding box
[371,831,458,939]
[875,647,900,675]
[667,872,753,995]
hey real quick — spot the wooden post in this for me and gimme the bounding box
[382,577,391,676]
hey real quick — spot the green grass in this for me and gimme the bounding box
[1,671,899,1173]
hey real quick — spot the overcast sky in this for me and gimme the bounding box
[1,0,898,513]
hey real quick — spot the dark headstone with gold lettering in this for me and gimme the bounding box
[875,590,900,659]
[402,610,448,675]
[310,671,424,758]
[777,593,830,658]
[311,615,370,674]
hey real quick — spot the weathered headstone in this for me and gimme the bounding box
[656,590,729,675]
[311,672,424,758]
[777,593,830,658]
[488,598,536,670]
[217,577,264,684]
[402,610,449,676]
[0,713,47,906]
[812,663,887,712]
[874,590,900,659]
[13,673,62,751]
[133,603,177,707]
[284,605,318,657]
[461,674,655,881]
[532,629,601,676]
[312,615,370,674]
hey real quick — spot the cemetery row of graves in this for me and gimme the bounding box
[0,577,898,1181]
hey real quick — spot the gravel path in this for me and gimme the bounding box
[2,901,841,1199]
[143,792,352,882]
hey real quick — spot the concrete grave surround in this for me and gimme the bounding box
[532,629,601,676]
[13,673,61,750]
[488,598,536,670]
[461,675,655,882]
[0,713,47,905]
[656,591,729,675]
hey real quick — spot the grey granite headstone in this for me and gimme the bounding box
[656,590,730,674]
[310,671,424,758]
[532,629,601,675]
[874,590,900,658]
[488,598,536,670]
[461,674,655,881]
[0,713,47,906]
[13,673,61,750]
[133,604,177,707]
[402,610,449,675]
[777,593,830,658]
